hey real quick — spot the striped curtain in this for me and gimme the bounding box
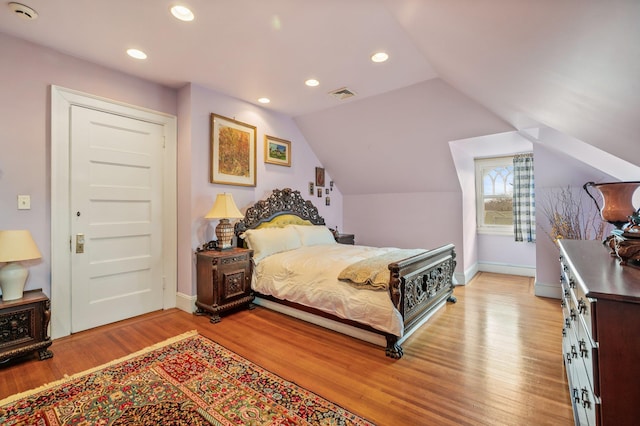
[513,153,536,242]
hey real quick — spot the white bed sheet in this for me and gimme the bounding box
[252,244,406,336]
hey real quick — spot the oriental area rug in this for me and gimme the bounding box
[0,331,374,425]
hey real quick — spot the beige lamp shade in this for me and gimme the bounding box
[0,230,41,301]
[0,230,42,262]
[205,193,244,250]
[205,193,244,219]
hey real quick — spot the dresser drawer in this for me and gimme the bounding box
[561,258,597,342]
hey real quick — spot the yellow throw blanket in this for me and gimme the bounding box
[338,249,426,290]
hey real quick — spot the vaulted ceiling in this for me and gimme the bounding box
[1,0,637,193]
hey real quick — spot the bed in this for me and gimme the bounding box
[234,188,457,358]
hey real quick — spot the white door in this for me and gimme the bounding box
[70,106,164,332]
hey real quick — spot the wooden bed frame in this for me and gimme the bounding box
[235,188,457,358]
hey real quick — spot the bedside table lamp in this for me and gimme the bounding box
[205,193,244,250]
[0,230,42,301]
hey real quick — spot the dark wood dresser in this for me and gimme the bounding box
[0,289,53,363]
[195,248,254,323]
[559,239,640,426]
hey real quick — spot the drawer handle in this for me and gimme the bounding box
[578,299,587,314]
[566,353,572,364]
[581,388,591,409]
[572,387,580,404]
[562,327,567,337]
[579,339,589,358]
[571,345,578,359]
[569,279,576,289]
[570,309,577,321]
[565,318,571,328]
[561,299,566,308]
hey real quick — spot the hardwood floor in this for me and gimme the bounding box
[1,272,573,425]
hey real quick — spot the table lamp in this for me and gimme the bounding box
[205,193,244,250]
[0,230,42,301]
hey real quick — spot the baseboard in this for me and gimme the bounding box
[534,280,561,299]
[175,292,196,314]
[455,263,479,285]
[478,262,536,277]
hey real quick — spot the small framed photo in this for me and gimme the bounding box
[325,197,331,206]
[317,188,322,197]
[315,167,325,187]
[264,135,291,167]
[309,182,314,195]
[326,188,330,195]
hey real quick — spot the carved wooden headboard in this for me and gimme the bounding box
[234,188,326,238]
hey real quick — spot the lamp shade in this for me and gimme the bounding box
[205,193,244,219]
[0,230,42,262]
[0,230,41,301]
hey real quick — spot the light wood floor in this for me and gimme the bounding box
[1,272,573,425]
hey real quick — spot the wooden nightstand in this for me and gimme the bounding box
[0,289,53,363]
[335,233,355,245]
[195,248,254,323]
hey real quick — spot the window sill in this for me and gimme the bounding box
[477,227,514,236]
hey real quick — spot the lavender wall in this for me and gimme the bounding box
[176,83,342,296]
[0,33,176,298]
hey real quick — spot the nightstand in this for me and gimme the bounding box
[335,233,355,245]
[195,248,254,323]
[0,289,53,362]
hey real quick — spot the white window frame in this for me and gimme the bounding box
[475,156,514,235]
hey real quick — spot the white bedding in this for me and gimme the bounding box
[252,244,407,336]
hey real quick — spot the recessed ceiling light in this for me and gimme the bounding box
[371,52,389,63]
[170,5,194,22]
[258,97,271,104]
[305,79,320,87]
[127,49,148,60]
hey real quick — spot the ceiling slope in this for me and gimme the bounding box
[295,79,514,195]
[382,0,640,166]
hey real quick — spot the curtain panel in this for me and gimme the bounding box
[513,153,536,242]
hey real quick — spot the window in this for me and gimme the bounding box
[475,157,514,234]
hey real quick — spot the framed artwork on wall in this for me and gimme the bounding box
[264,135,291,167]
[210,113,257,186]
[315,167,325,187]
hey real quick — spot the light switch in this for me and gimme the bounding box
[17,195,31,210]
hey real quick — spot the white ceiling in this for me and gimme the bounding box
[0,0,438,117]
[2,0,639,186]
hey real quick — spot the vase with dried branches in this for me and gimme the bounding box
[540,186,609,244]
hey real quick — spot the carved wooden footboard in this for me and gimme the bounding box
[385,244,456,358]
[235,188,457,359]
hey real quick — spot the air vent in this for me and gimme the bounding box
[8,2,38,20]
[329,87,356,100]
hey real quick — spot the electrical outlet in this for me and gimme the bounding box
[17,195,31,210]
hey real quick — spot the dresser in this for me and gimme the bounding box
[558,240,640,426]
[0,289,53,362]
[195,248,254,323]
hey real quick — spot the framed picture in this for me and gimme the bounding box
[210,113,256,187]
[317,188,322,197]
[309,182,314,195]
[264,135,291,167]
[315,167,325,187]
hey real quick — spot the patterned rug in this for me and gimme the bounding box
[0,331,374,425]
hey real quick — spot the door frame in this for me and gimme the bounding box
[50,85,177,339]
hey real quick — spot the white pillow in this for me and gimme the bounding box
[291,225,337,246]
[241,226,302,262]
